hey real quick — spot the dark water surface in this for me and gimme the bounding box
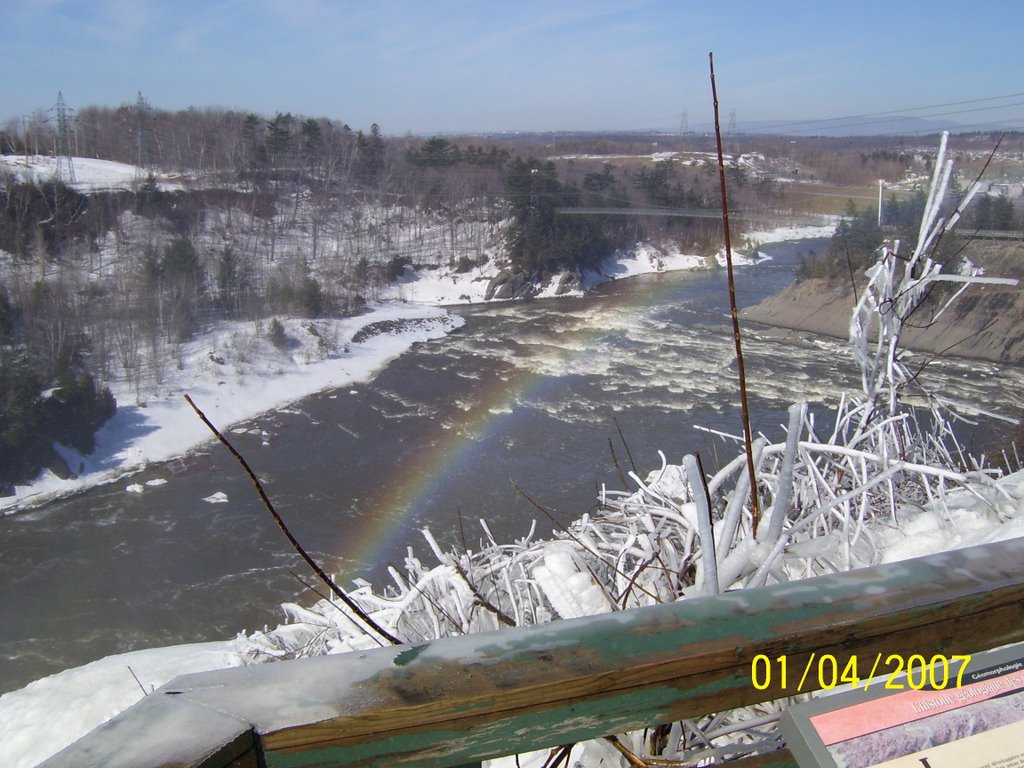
[2,239,1018,694]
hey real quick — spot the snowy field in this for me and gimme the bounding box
[0,154,187,192]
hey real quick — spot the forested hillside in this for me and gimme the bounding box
[0,106,724,488]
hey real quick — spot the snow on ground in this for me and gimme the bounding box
[1,304,461,514]
[0,154,187,192]
[548,150,721,165]
[377,235,806,307]
[379,261,497,305]
[744,222,837,243]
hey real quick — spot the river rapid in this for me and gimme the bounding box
[2,238,1020,694]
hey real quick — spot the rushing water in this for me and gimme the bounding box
[1,239,1020,694]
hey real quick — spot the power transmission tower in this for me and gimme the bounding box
[53,91,77,184]
[677,108,688,154]
[727,109,739,158]
[134,91,152,181]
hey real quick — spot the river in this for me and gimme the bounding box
[2,238,1019,694]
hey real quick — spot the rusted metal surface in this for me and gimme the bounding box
[39,536,1024,768]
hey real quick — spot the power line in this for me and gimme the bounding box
[619,90,1024,137]
[744,100,1024,136]
[748,92,1024,133]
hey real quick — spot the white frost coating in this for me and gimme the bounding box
[760,403,805,544]
[532,542,614,619]
[684,455,719,595]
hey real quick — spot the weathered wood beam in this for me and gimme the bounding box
[40,536,1024,768]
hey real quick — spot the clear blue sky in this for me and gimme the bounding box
[4,0,1024,136]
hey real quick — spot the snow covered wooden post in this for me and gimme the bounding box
[40,536,1024,768]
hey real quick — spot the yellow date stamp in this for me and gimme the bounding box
[750,653,972,693]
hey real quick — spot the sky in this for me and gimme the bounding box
[3,0,1024,136]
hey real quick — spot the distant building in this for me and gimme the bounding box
[986,180,1024,198]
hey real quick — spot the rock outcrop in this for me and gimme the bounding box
[742,240,1024,364]
[485,270,537,301]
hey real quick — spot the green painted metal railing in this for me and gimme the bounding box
[40,536,1024,768]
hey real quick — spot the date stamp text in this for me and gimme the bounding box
[750,653,972,693]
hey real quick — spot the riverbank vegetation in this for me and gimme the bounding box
[2,100,1022,487]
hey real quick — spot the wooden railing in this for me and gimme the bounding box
[40,536,1024,768]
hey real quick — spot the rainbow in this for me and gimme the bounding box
[336,366,531,575]
[335,267,726,576]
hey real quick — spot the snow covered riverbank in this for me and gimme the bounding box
[1,223,834,515]
[0,304,462,514]
[379,223,836,305]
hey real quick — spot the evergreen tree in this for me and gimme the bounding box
[240,113,267,174]
[266,112,294,171]
[216,245,251,316]
[157,237,205,340]
[0,351,45,482]
[504,158,615,273]
[829,201,883,274]
[973,194,993,230]
[991,196,1016,231]
[355,124,386,186]
[47,365,117,455]
[798,201,884,282]
[407,137,460,167]
[0,289,14,339]
[267,318,288,350]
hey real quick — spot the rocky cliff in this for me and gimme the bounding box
[742,240,1024,364]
